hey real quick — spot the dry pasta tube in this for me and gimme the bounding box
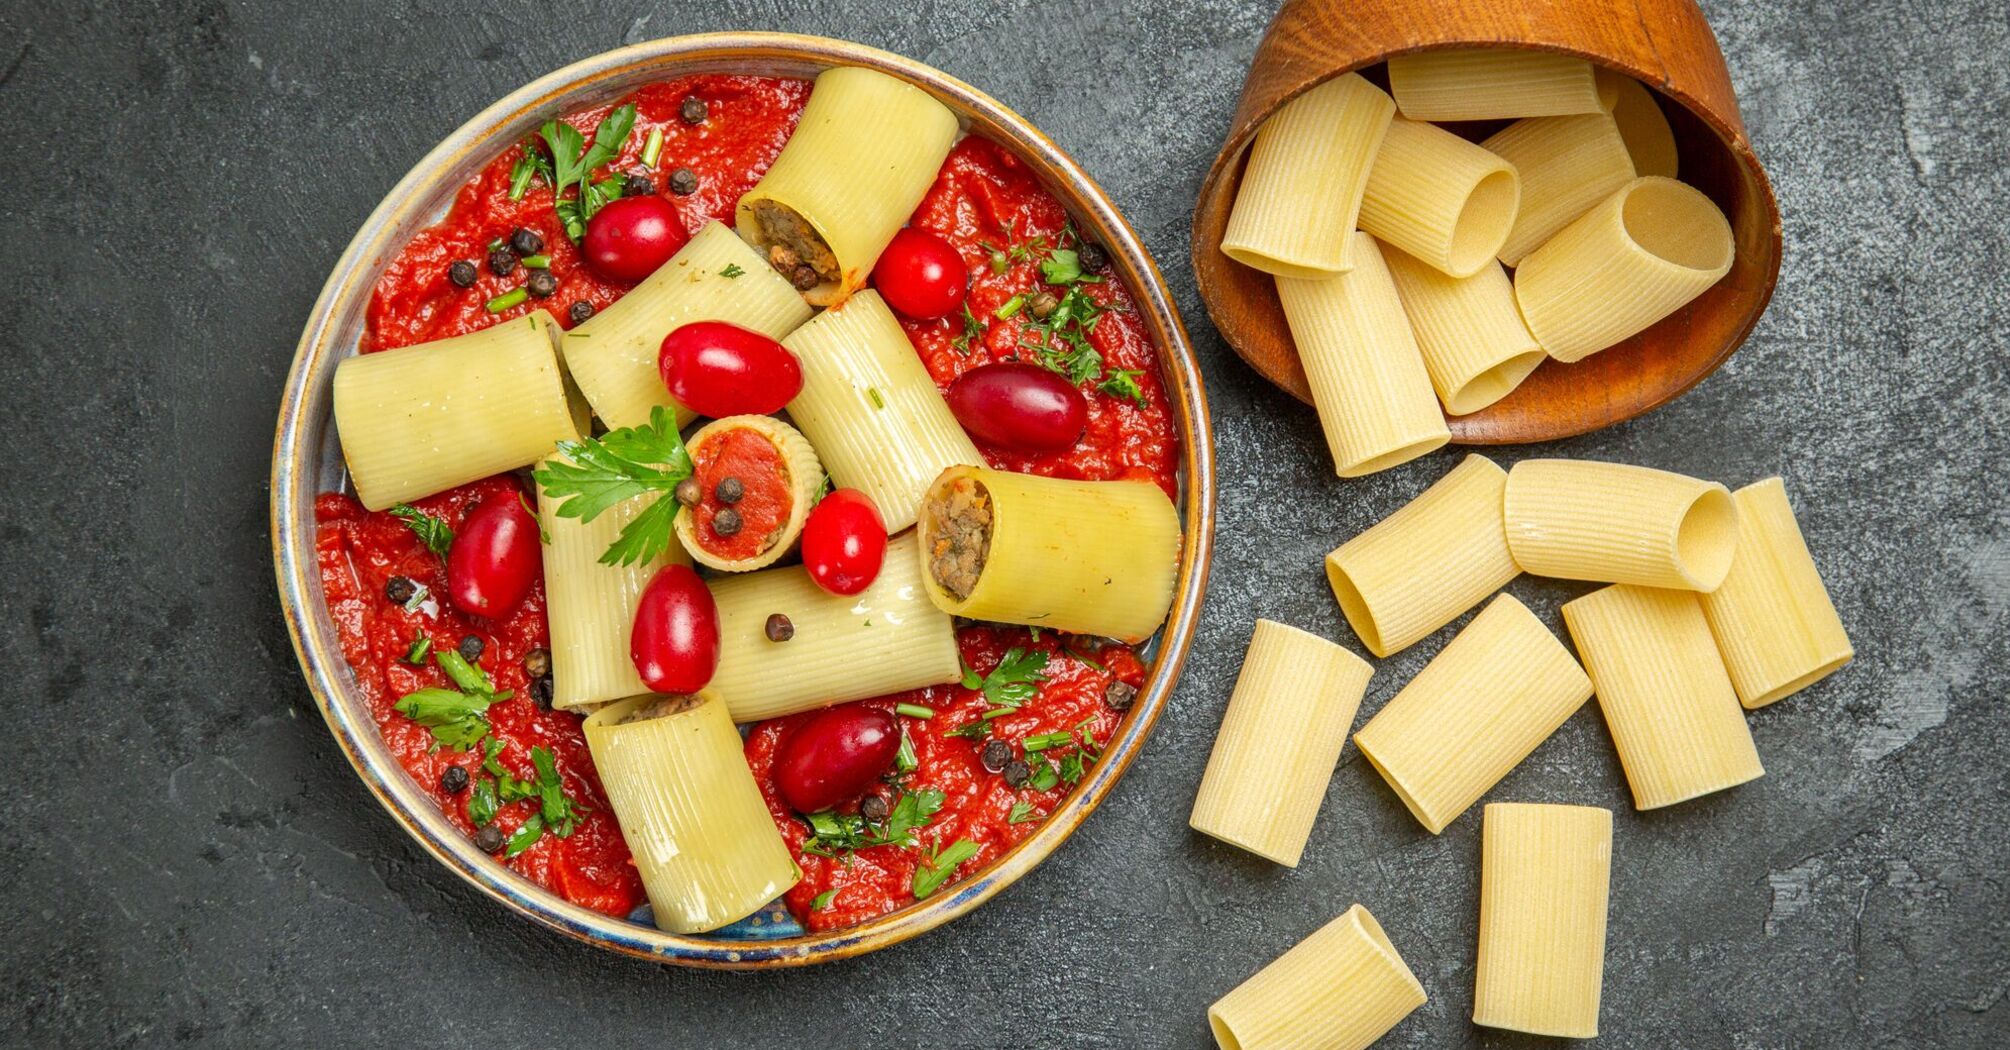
[1325,454,1518,657]
[1360,119,1520,277]
[1382,251,1546,415]
[1355,595,1593,834]
[916,466,1180,643]
[1514,176,1734,363]
[672,415,823,573]
[735,66,959,306]
[1220,72,1395,278]
[1189,620,1373,866]
[334,308,578,510]
[1481,112,1637,266]
[1699,477,1853,708]
[1562,584,1764,809]
[1388,49,1604,121]
[1473,803,1612,1038]
[1597,68,1679,178]
[1504,459,1739,592]
[1208,904,1427,1050]
[1275,234,1449,478]
[582,693,801,933]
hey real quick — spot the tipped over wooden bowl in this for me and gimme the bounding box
[1191,0,1782,444]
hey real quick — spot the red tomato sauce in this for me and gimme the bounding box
[689,427,791,562]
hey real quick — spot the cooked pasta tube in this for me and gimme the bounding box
[1382,252,1546,415]
[1597,69,1679,178]
[1699,478,1854,709]
[1354,595,1593,834]
[1275,234,1450,477]
[782,290,981,531]
[1208,903,1427,1050]
[1388,49,1604,121]
[1473,803,1613,1038]
[1504,459,1739,591]
[1481,113,1636,266]
[1325,454,1518,657]
[1360,119,1521,277]
[334,309,577,510]
[916,466,1180,643]
[735,66,959,306]
[1514,176,1734,362]
[560,221,811,431]
[1562,584,1763,809]
[1220,72,1395,278]
[673,415,822,573]
[582,693,801,934]
[1190,621,1373,867]
[710,533,961,722]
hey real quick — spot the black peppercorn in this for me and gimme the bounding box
[713,508,743,537]
[764,613,794,642]
[1078,241,1109,272]
[790,264,820,291]
[523,647,552,680]
[474,824,505,853]
[1105,680,1138,712]
[1002,759,1032,788]
[487,246,517,277]
[385,575,418,605]
[448,259,478,288]
[568,300,596,325]
[525,269,558,299]
[860,793,890,823]
[1029,291,1060,320]
[440,765,470,794]
[715,476,744,504]
[669,167,699,196]
[680,95,708,124]
[509,227,543,256]
[530,675,554,710]
[457,634,484,662]
[622,172,654,198]
[980,739,1011,773]
[674,477,702,507]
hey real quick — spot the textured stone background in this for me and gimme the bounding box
[3,0,2005,1047]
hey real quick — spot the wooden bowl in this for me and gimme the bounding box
[1191,0,1782,444]
[271,33,1215,968]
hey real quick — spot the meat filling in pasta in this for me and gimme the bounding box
[748,199,841,291]
[924,474,992,601]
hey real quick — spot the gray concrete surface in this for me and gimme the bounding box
[2,1,2005,1047]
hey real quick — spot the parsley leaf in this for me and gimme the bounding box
[1007,801,1038,824]
[467,775,499,826]
[719,263,745,278]
[392,651,510,752]
[531,745,583,838]
[388,503,454,557]
[1098,368,1148,407]
[534,405,694,566]
[951,304,985,356]
[810,888,839,911]
[971,647,1049,708]
[531,103,638,242]
[801,787,946,858]
[505,814,545,857]
[1039,249,1082,285]
[912,838,981,899]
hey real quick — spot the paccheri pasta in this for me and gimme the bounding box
[1388,49,1604,121]
[1473,803,1613,1037]
[1220,72,1395,278]
[672,414,823,573]
[1208,903,1428,1050]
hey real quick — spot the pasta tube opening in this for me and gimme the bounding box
[1207,903,1426,1050]
[1624,179,1736,272]
[1596,69,1679,179]
[1449,169,1521,277]
[1675,485,1739,588]
[672,415,823,573]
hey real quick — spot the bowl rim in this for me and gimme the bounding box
[270,31,1216,969]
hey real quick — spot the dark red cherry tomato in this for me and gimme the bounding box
[630,564,720,694]
[801,488,887,596]
[657,321,803,417]
[872,227,968,319]
[582,195,688,284]
[446,494,542,619]
[945,361,1089,453]
[775,703,900,813]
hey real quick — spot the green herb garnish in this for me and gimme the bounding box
[912,838,980,899]
[388,503,454,558]
[894,703,936,720]
[1022,731,1071,752]
[1098,368,1148,407]
[520,253,551,269]
[534,405,694,566]
[1007,801,1038,824]
[963,648,1049,709]
[810,888,839,911]
[401,635,433,665]
[485,288,528,313]
[894,729,917,774]
[994,294,1026,319]
[719,262,745,278]
[866,386,886,410]
[951,304,985,356]
[505,814,545,857]
[467,775,500,826]
[640,126,665,169]
[393,650,512,751]
[802,788,945,858]
[525,103,638,243]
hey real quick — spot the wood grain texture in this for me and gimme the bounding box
[1191,0,1783,444]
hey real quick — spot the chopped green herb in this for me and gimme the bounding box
[467,775,500,826]
[1057,750,1087,785]
[1097,368,1148,407]
[944,720,990,740]
[388,503,454,558]
[866,387,886,410]
[895,703,936,720]
[393,651,511,751]
[894,729,917,774]
[401,581,431,613]
[1024,754,1059,791]
[951,304,986,356]
[401,635,433,665]
[505,813,545,857]
[1007,801,1038,824]
[527,103,638,242]
[802,788,945,858]
[1022,731,1072,752]
[968,647,1049,708]
[719,262,746,278]
[1039,248,1082,285]
[994,294,1026,319]
[980,707,1016,721]
[485,288,528,313]
[912,838,981,899]
[530,745,583,837]
[810,888,839,911]
[640,125,665,169]
[534,405,694,566]
[507,144,543,201]
[520,253,551,269]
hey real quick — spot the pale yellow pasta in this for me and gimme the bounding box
[560,221,811,431]
[1562,584,1764,809]
[710,533,961,722]
[735,66,959,306]
[1208,903,1427,1050]
[1325,454,1518,657]
[1699,478,1854,709]
[1597,68,1680,178]
[1514,176,1734,362]
[1388,49,1604,121]
[334,309,577,510]
[1482,112,1636,266]
[1220,73,1395,278]
[1382,251,1546,415]
[672,415,822,573]
[1360,119,1521,277]
[582,694,801,933]
[782,290,981,531]
[1473,803,1612,1038]
[537,453,691,710]
[1275,234,1450,477]
[916,466,1180,643]
[1504,459,1739,591]
[1189,621,1373,867]
[1355,595,1594,834]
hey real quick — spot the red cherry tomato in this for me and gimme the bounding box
[582,196,689,284]
[945,361,1089,453]
[445,494,542,619]
[775,703,900,813]
[630,564,720,693]
[801,489,888,596]
[658,321,803,417]
[872,227,968,319]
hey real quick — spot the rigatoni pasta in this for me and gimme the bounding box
[1354,595,1594,834]
[1473,803,1613,1038]
[1481,113,1637,266]
[1381,251,1546,415]
[1504,459,1739,592]
[1325,454,1518,657]
[1562,584,1764,809]
[1597,68,1679,178]
[333,308,578,510]
[1208,904,1427,1050]
[672,415,823,573]
[1388,49,1604,121]
[1189,621,1373,867]
[1220,73,1395,278]
[1699,477,1854,708]
[1275,234,1450,477]
[1360,119,1521,277]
